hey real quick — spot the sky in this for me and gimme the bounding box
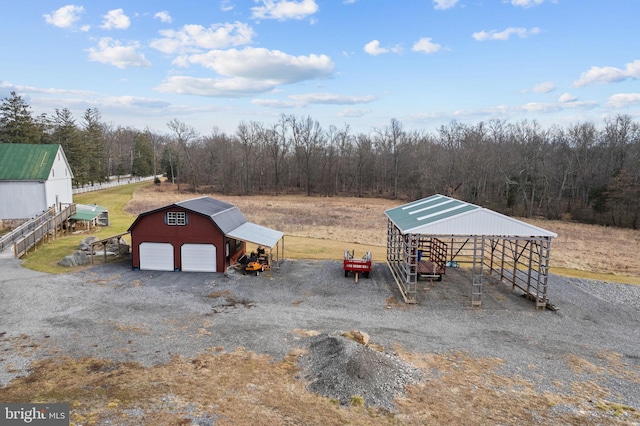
[1,0,640,136]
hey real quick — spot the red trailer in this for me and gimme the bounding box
[343,250,372,280]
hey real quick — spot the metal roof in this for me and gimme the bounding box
[176,196,247,234]
[129,196,284,248]
[70,210,103,221]
[385,194,557,238]
[70,204,108,221]
[0,143,60,180]
[226,222,284,248]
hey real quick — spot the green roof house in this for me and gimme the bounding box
[0,143,74,219]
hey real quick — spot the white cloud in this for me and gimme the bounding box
[433,0,459,10]
[411,98,599,125]
[473,27,540,41]
[251,0,319,21]
[154,11,172,23]
[520,102,554,112]
[100,9,131,30]
[363,40,401,56]
[519,99,597,113]
[87,38,152,69]
[558,93,577,103]
[289,93,376,105]
[252,93,375,109]
[181,47,333,82]
[573,60,640,87]
[150,22,255,54]
[156,76,278,97]
[343,0,358,4]
[43,5,85,29]
[156,47,334,96]
[608,93,640,108]
[104,96,171,109]
[412,38,442,54]
[508,0,547,7]
[0,80,96,96]
[338,108,370,118]
[364,40,386,56]
[525,81,555,93]
[221,1,235,12]
[252,98,298,108]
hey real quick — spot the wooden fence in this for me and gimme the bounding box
[12,204,77,258]
[72,176,155,194]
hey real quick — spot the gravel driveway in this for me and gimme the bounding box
[1,256,639,413]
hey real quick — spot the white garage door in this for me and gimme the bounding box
[139,242,174,271]
[181,243,217,272]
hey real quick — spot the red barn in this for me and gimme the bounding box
[128,196,283,273]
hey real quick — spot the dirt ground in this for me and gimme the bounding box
[1,255,639,425]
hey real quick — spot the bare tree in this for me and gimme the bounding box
[167,119,199,191]
[288,115,326,196]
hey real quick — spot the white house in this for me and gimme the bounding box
[0,143,74,219]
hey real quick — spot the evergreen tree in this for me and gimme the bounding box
[82,108,107,183]
[0,91,42,143]
[53,108,85,184]
[132,133,153,177]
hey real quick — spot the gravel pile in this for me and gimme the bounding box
[299,332,422,410]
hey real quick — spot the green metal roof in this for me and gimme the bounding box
[71,204,108,221]
[385,194,480,232]
[70,210,103,221]
[385,194,557,237]
[0,143,60,180]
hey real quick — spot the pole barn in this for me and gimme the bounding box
[385,194,557,309]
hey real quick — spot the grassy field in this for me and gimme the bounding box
[18,180,640,285]
[20,181,150,273]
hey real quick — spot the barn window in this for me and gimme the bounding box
[166,211,187,225]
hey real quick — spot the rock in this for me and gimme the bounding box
[58,250,90,267]
[79,236,99,251]
[103,237,129,255]
[117,244,130,256]
[343,330,370,346]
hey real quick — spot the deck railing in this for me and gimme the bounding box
[12,204,77,258]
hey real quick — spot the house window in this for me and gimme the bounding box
[166,211,187,225]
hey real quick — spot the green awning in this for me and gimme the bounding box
[70,210,103,221]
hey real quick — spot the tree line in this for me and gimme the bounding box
[2,91,639,228]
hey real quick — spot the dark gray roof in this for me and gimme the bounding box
[128,196,284,247]
[175,196,247,234]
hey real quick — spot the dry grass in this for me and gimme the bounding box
[1,348,638,425]
[126,183,396,246]
[526,218,640,284]
[127,183,640,284]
